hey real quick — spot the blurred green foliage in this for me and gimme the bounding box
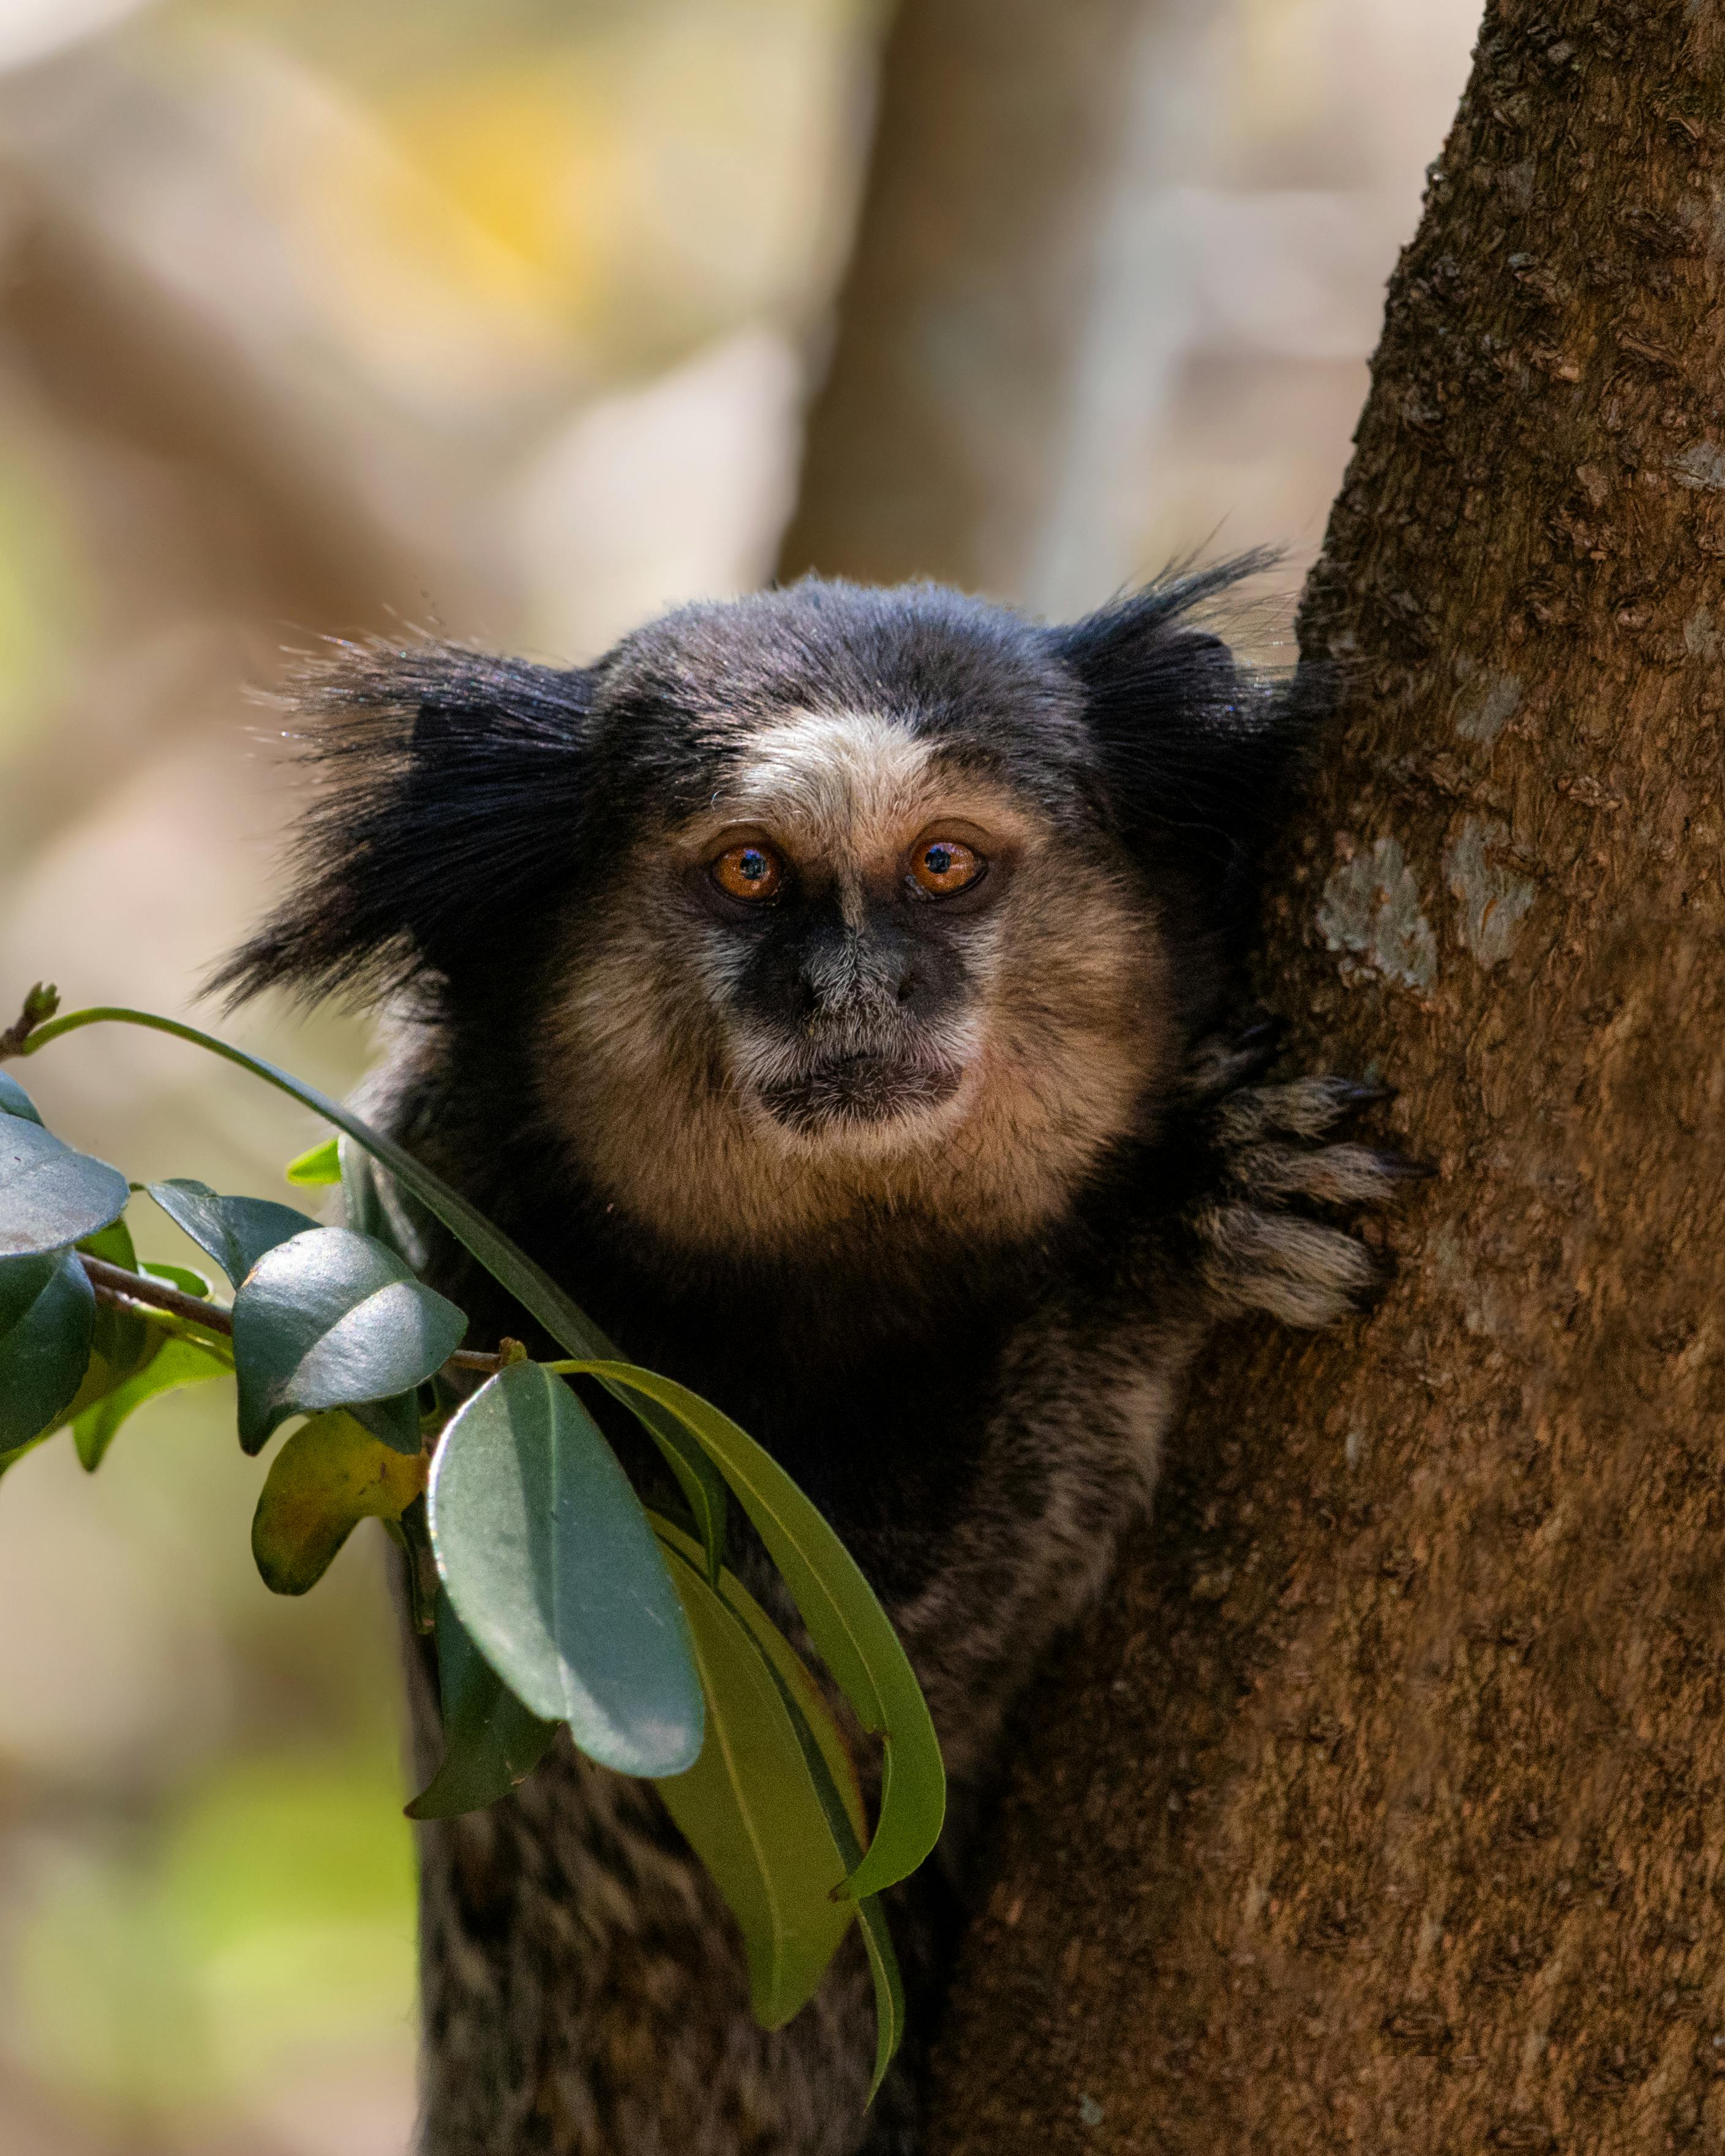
[15,1743,415,2129]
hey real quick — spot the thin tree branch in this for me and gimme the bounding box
[81,1253,232,1333]
[78,1251,508,1374]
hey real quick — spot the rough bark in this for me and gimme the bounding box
[921,3,1725,2149]
[776,0,1161,597]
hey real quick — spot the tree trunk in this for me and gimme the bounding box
[777,0,1180,599]
[921,2,1725,2148]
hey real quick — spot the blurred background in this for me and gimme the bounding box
[0,0,1478,2147]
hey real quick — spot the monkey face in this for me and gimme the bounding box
[539,699,1172,1255]
[678,714,1023,1147]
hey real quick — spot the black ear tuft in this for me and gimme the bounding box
[1051,552,1318,952]
[211,643,593,1011]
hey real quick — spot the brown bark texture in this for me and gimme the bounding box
[924,3,1725,2150]
[777,0,1152,596]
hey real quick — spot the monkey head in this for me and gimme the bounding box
[219,568,1306,1258]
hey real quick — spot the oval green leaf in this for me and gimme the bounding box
[285,1136,343,1186]
[554,1360,944,1903]
[251,1408,426,1593]
[0,1122,129,1257]
[231,1226,467,1455]
[0,1249,95,1451]
[653,1540,856,2029]
[405,1594,559,1820]
[63,1298,162,1432]
[426,1362,703,1777]
[72,1332,232,1473]
[145,1179,319,1286]
[0,1073,43,1125]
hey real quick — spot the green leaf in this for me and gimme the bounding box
[231,1226,467,1456]
[77,1217,136,1269]
[145,1179,317,1286]
[69,1219,163,1424]
[652,1517,901,2082]
[140,1260,217,1299]
[285,1136,342,1186]
[71,1332,231,1472]
[856,1892,906,2102]
[652,1539,856,2029]
[62,1297,162,1428]
[405,1594,558,1819]
[0,1249,95,1452]
[18,1007,729,1579]
[652,1517,865,1841]
[339,1140,428,1270]
[0,1120,129,1257]
[251,1408,426,1593]
[426,1362,704,1777]
[552,1361,943,1904]
[0,1073,43,1125]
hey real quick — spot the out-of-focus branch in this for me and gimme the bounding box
[778,0,1169,599]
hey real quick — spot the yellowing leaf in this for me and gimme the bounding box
[251,1410,426,1596]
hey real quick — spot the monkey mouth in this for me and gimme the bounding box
[759,1053,963,1136]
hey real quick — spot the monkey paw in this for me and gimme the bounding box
[1188,1072,1427,1329]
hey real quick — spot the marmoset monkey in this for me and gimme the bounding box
[220,563,1406,2156]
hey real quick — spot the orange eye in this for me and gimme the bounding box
[911,837,984,896]
[712,842,784,902]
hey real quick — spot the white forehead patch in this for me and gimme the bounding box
[710,710,937,863]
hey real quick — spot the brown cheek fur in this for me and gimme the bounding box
[532,828,1174,1255]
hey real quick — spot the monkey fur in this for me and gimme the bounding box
[219,563,1408,2156]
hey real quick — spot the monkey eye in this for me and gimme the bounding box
[909,836,985,898]
[711,842,785,903]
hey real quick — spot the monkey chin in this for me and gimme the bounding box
[756,1052,967,1152]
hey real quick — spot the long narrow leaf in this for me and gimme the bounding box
[23,1009,727,1577]
[549,1359,944,1903]
[652,1516,865,1842]
[855,1893,906,2103]
[652,1518,903,2091]
[653,1540,855,2028]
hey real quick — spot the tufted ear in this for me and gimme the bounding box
[1050,554,1318,948]
[212,644,594,1010]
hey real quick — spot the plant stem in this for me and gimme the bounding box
[0,982,58,1060]
[81,1254,233,1333]
[78,1252,506,1372]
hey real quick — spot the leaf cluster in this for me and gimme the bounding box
[0,988,947,2093]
